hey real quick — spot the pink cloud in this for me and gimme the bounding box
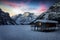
[1,1,48,15]
[37,4,47,13]
[2,1,26,8]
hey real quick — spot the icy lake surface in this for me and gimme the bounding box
[0,25,60,40]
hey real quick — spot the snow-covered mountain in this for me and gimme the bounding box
[12,12,37,25]
[48,2,60,23]
[34,2,60,23]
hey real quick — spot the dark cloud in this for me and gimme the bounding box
[0,0,60,4]
[1,0,59,3]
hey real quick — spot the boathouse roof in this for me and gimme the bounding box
[34,20,58,23]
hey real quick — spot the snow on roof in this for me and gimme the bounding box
[34,20,58,23]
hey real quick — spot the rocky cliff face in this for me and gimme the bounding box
[0,9,17,25]
[48,2,60,23]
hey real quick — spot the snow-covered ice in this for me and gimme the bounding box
[0,25,60,40]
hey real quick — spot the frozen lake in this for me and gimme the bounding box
[0,25,60,40]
